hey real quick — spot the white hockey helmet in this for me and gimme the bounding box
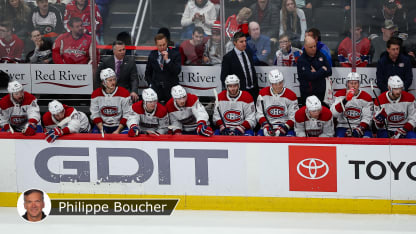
[48,100,64,115]
[268,69,284,84]
[171,85,187,99]
[7,81,23,93]
[224,74,240,86]
[100,68,116,81]
[306,95,322,112]
[388,75,404,89]
[142,88,158,102]
[346,72,360,83]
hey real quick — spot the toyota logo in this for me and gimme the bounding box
[296,158,329,180]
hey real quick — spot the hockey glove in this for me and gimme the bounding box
[219,124,231,135]
[45,127,64,143]
[196,122,213,137]
[374,108,387,127]
[23,123,37,136]
[344,128,352,137]
[262,123,275,136]
[275,124,289,136]
[128,125,140,137]
[352,125,365,138]
[393,128,407,139]
[2,124,10,132]
[233,125,245,136]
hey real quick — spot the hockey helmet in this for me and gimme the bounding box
[48,100,64,115]
[268,69,284,84]
[171,85,187,99]
[388,75,404,89]
[100,68,116,81]
[346,72,360,83]
[142,88,158,102]
[7,81,23,93]
[306,95,322,112]
[224,74,240,86]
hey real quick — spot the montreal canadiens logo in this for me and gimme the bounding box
[388,112,405,123]
[297,158,329,180]
[267,105,285,118]
[101,106,118,117]
[224,110,242,122]
[10,116,27,125]
[344,107,361,119]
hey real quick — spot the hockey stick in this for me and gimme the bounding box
[370,81,390,137]
[57,116,72,128]
[340,101,353,136]
[257,95,275,136]
[213,88,230,135]
[9,124,14,134]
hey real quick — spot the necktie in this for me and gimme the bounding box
[241,51,252,88]
[159,53,164,70]
[115,60,122,79]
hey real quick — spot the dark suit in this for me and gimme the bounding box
[145,48,181,103]
[221,48,259,100]
[97,55,139,93]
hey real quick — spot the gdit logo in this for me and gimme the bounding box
[297,158,329,180]
[289,146,337,192]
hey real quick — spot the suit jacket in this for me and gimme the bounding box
[97,55,139,93]
[145,48,181,87]
[221,48,258,92]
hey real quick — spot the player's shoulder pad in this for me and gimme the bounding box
[0,94,13,109]
[165,98,178,113]
[91,88,104,98]
[282,88,298,101]
[115,86,131,98]
[132,101,145,114]
[42,112,54,126]
[218,90,228,101]
[64,105,75,117]
[334,89,346,97]
[22,92,37,106]
[259,87,272,97]
[186,93,199,107]
[376,91,389,106]
[400,91,415,102]
[238,91,254,103]
[319,107,333,121]
[295,106,307,123]
[155,103,168,117]
[357,90,373,102]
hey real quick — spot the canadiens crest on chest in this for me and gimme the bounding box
[267,105,286,118]
[101,106,118,117]
[224,109,242,123]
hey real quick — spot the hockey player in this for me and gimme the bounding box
[0,81,42,135]
[213,75,256,136]
[127,88,169,137]
[90,68,131,134]
[330,72,373,138]
[373,76,416,139]
[43,100,91,143]
[256,69,298,136]
[295,95,334,137]
[166,85,213,136]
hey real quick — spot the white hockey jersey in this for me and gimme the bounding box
[295,106,334,137]
[166,93,209,133]
[127,100,169,134]
[256,87,298,129]
[90,86,131,127]
[213,90,256,130]
[374,91,416,131]
[330,89,373,129]
[43,104,90,133]
[0,92,40,132]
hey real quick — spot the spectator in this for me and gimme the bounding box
[97,40,139,102]
[204,21,222,65]
[305,28,332,67]
[376,37,412,93]
[25,29,53,64]
[296,36,332,106]
[249,0,280,42]
[181,0,217,38]
[52,17,99,64]
[338,23,371,67]
[225,7,252,39]
[274,34,302,66]
[0,21,24,60]
[63,0,103,35]
[179,26,208,65]
[371,20,398,65]
[247,21,271,65]
[279,0,307,45]
[145,33,181,104]
[221,31,259,100]
[96,0,112,43]
[372,0,406,33]
[31,0,64,40]
[3,0,32,40]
